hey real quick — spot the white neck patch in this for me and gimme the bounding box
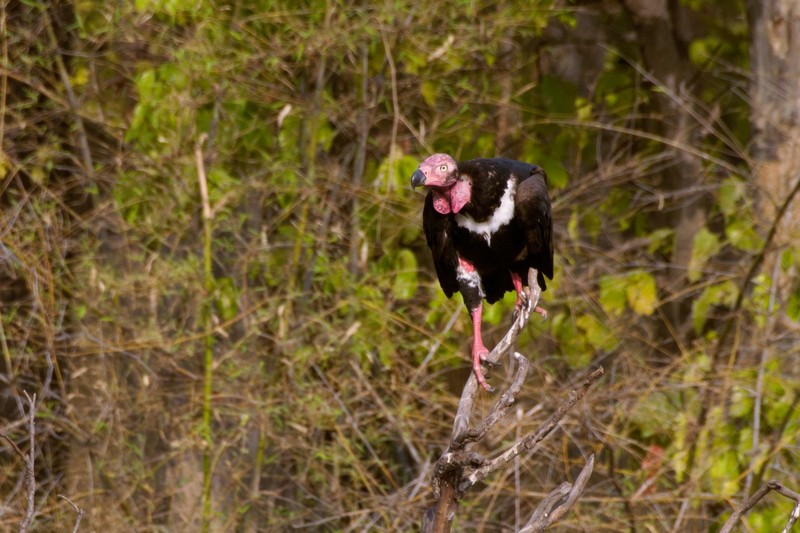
[455,180,516,246]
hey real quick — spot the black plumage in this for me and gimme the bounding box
[411,154,553,391]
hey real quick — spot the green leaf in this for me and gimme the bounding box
[483,292,516,326]
[688,228,721,282]
[708,450,740,497]
[691,280,738,334]
[647,228,674,255]
[726,219,762,252]
[575,97,592,121]
[420,80,439,107]
[625,270,658,316]
[599,275,627,316]
[576,314,617,352]
[581,211,601,241]
[629,391,675,438]
[74,303,88,320]
[729,384,752,418]
[214,277,239,322]
[567,210,580,242]
[718,177,744,216]
[780,248,795,271]
[599,270,657,316]
[787,291,800,321]
[545,160,568,189]
[375,152,420,191]
[391,249,418,300]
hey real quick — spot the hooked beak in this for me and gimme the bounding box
[411,169,426,189]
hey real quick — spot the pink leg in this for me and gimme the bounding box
[510,271,526,311]
[470,305,492,392]
[510,271,547,320]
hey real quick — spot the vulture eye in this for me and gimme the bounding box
[439,164,448,172]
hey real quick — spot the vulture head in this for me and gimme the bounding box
[411,153,470,214]
[411,153,458,189]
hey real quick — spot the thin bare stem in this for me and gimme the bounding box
[58,495,85,533]
[196,134,215,532]
[19,391,36,533]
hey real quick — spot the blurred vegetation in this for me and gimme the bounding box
[1,0,799,531]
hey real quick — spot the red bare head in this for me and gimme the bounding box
[410,153,458,189]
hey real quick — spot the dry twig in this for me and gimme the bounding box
[59,495,85,533]
[20,391,36,533]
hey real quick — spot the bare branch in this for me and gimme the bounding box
[523,483,571,533]
[59,495,85,533]
[450,352,529,452]
[459,367,604,493]
[0,433,26,462]
[720,480,800,533]
[521,454,595,533]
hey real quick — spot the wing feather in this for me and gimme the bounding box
[423,193,459,297]
[514,167,554,283]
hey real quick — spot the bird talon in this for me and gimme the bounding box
[473,367,494,392]
[473,348,495,391]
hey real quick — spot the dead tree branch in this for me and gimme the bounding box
[521,454,595,533]
[421,269,602,533]
[720,480,800,533]
[459,368,603,494]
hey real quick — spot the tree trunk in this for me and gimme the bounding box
[748,0,800,259]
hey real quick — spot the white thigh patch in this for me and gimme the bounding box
[456,263,485,298]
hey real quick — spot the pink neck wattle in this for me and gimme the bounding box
[432,180,470,215]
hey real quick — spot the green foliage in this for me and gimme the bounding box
[688,228,722,282]
[692,280,738,334]
[391,249,418,300]
[599,269,657,317]
[628,390,678,439]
